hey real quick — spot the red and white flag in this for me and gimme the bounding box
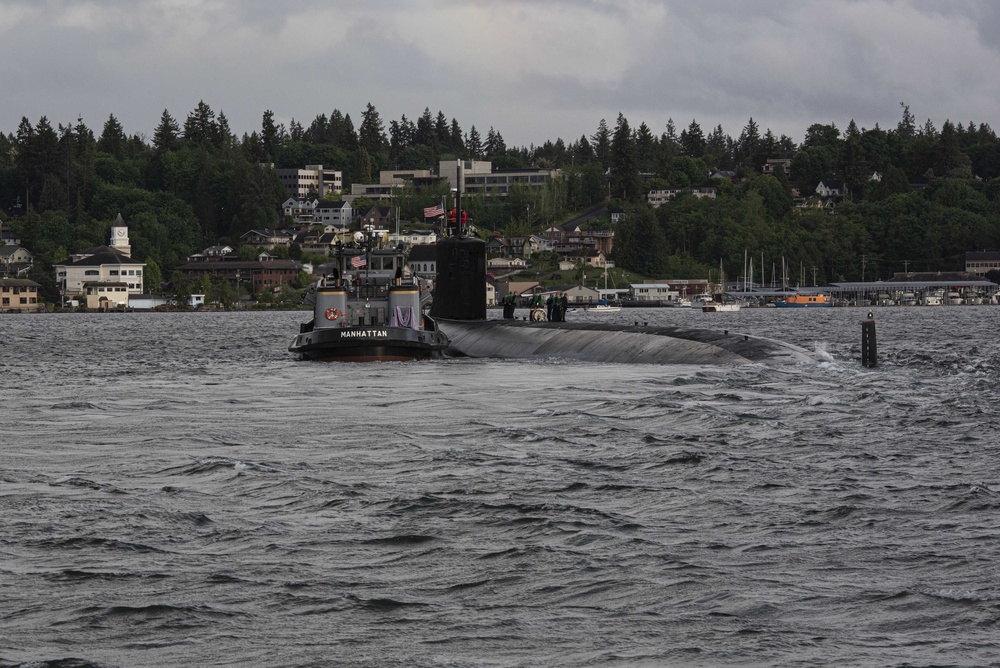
[351,255,367,268]
[423,205,444,218]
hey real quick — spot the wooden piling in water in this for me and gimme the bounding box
[861,312,877,368]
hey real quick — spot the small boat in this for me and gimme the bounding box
[690,293,714,309]
[702,293,741,312]
[702,301,741,312]
[772,293,832,308]
[587,270,622,312]
[289,232,449,362]
[585,300,621,313]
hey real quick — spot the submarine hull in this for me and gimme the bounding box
[436,319,815,366]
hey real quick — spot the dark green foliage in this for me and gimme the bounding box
[6,100,1000,292]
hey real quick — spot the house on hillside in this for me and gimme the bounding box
[487,256,527,272]
[282,198,318,223]
[407,244,437,279]
[314,200,353,228]
[389,229,437,247]
[485,237,508,257]
[1,245,33,277]
[354,205,394,229]
[647,188,716,208]
[762,158,792,175]
[816,179,848,198]
[241,229,294,250]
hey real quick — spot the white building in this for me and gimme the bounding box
[282,198,318,222]
[647,188,717,208]
[314,200,353,227]
[389,230,438,247]
[54,217,145,307]
[440,160,559,195]
[628,283,679,302]
[275,165,343,199]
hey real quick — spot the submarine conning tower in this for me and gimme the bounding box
[430,235,487,321]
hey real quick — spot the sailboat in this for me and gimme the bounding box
[702,260,741,312]
[586,270,622,313]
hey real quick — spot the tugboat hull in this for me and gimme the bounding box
[290,324,449,362]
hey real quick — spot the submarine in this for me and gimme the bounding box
[429,234,816,366]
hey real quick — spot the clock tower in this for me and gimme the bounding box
[110,213,131,257]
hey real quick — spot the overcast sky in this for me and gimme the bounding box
[2,0,999,148]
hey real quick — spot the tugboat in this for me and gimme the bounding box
[772,293,831,308]
[289,226,448,362]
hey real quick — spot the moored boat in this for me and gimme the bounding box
[701,293,741,312]
[702,302,741,312]
[289,231,448,362]
[772,293,832,308]
[585,300,621,313]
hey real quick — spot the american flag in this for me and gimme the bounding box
[351,255,367,268]
[423,204,444,218]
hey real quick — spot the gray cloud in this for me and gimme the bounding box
[1,0,997,147]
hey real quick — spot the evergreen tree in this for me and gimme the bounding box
[484,127,506,159]
[415,108,434,147]
[260,109,283,162]
[465,125,483,159]
[449,118,464,155]
[216,111,232,147]
[183,101,217,144]
[434,111,450,148]
[288,119,304,142]
[610,113,640,200]
[153,110,180,152]
[355,146,373,184]
[97,114,126,158]
[704,124,730,170]
[897,102,916,142]
[735,117,761,173]
[305,113,329,143]
[358,102,387,156]
[680,120,705,158]
[840,119,871,199]
[935,120,971,177]
[572,134,595,165]
[591,119,611,171]
[634,122,656,174]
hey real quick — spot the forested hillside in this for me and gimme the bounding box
[3,100,1000,299]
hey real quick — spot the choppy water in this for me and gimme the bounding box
[1,307,999,667]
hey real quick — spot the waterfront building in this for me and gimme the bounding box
[54,217,145,308]
[0,278,42,312]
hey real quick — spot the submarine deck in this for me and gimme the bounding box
[435,318,815,366]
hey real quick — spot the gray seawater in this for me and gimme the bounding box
[1,307,999,667]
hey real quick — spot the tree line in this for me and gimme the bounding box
[2,100,1000,301]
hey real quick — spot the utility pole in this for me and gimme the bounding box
[812,265,818,286]
[861,254,867,283]
[903,259,910,274]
